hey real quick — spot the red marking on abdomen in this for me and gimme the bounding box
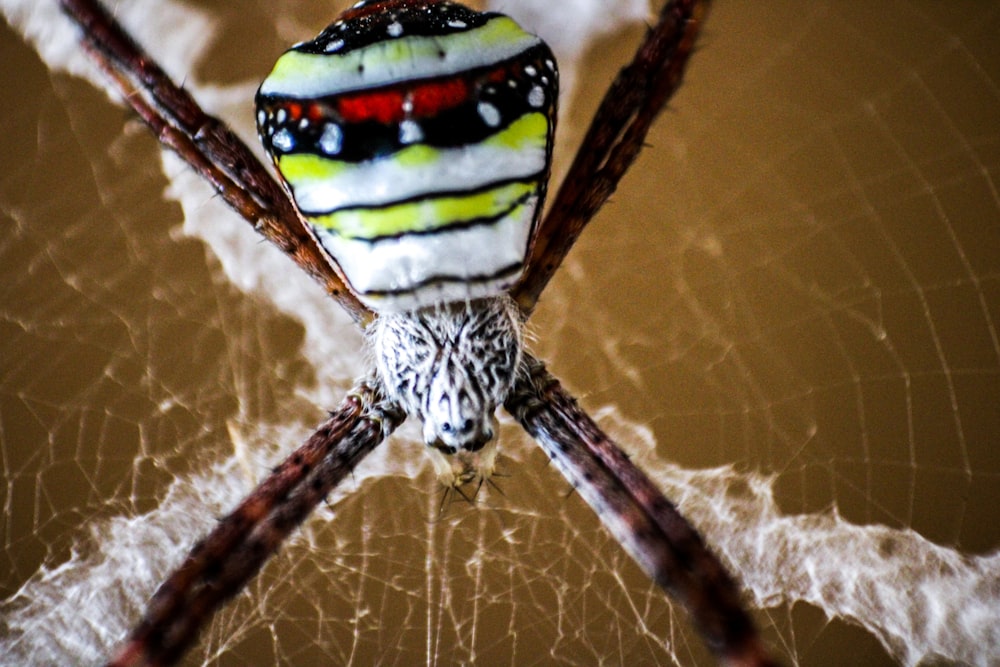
[338,89,407,124]
[334,63,511,126]
[410,78,470,116]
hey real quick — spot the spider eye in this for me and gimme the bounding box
[255,0,558,312]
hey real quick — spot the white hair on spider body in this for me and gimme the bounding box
[370,295,524,486]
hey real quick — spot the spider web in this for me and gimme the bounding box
[2,0,999,665]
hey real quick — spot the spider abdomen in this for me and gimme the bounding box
[256,0,558,312]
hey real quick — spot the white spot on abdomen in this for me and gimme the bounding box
[272,128,295,151]
[528,85,545,108]
[319,123,343,154]
[399,119,424,144]
[477,102,500,127]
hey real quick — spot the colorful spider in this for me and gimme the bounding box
[58,0,775,664]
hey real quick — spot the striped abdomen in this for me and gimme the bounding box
[256,0,557,312]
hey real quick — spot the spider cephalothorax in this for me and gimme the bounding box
[371,295,524,484]
[255,0,556,482]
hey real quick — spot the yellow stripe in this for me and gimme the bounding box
[277,153,348,183]
[483,112,548,152]
[309,181,535,239]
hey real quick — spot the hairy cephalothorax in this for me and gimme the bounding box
[370,295,524,485]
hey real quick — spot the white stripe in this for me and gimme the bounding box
[314,197,536,312]
[289,137,546,213]
[260,17,541,98]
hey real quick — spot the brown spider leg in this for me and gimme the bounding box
[506,355,777,667]
[59,0,374,327]
[512,0,709,313]
[108,383,405,667]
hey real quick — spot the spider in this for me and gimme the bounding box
[58,0,776,664]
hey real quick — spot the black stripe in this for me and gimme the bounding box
[296,3,499,57]
[298,171,545,217]
[360,262,524,299]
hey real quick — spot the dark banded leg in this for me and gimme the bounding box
[513,0,709,313]
[59,0,374,327]
[108,383,404,667]
[507,356,775,667]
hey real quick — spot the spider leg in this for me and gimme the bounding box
[512,0,709,313]
[108,382,404,667]
[59,0,374,326]
[506,355,776,667]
